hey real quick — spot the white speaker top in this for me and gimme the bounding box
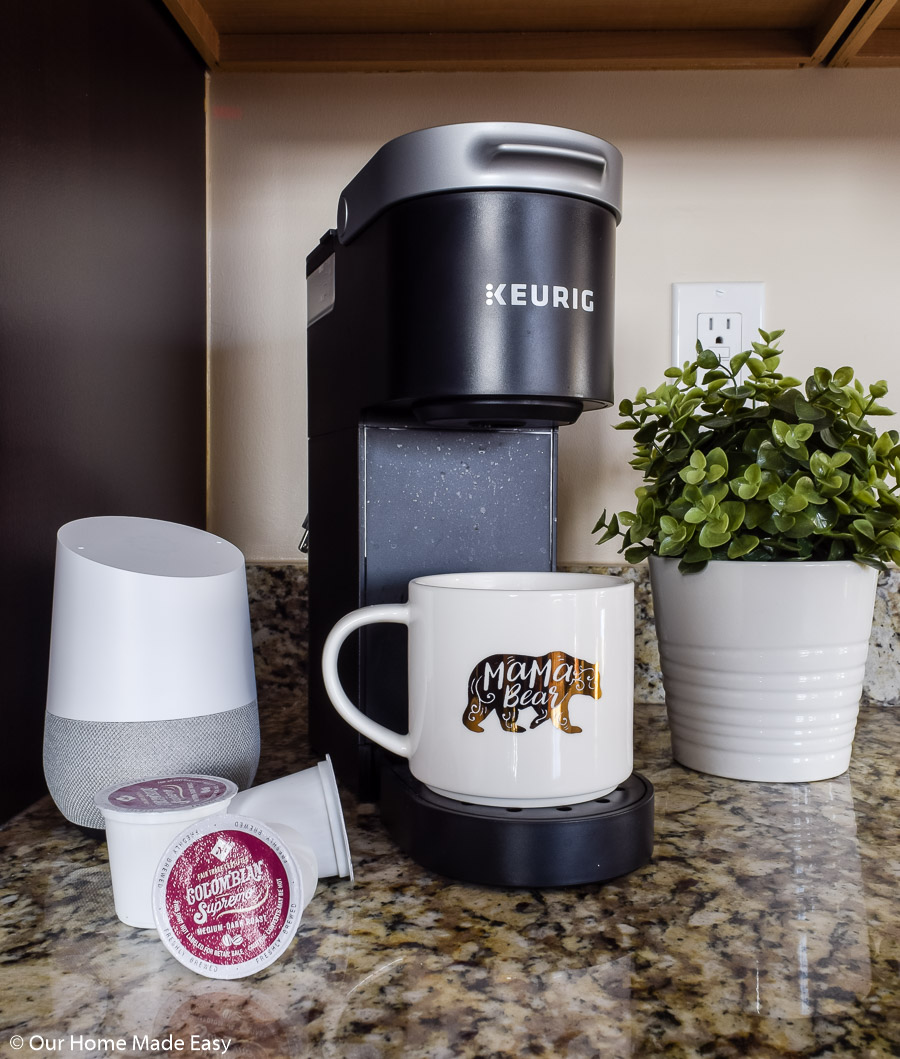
[57,516,244,578]
[47,516,258,723]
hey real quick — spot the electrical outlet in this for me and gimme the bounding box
[672,282,765,373]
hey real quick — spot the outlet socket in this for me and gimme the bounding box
[672,282,765,371]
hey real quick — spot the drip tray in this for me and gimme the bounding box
[379,761,654,888]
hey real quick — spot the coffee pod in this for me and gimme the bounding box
[228,755,353,880]
[95,775,237,928]
[152,815,316,979]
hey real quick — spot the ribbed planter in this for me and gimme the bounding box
[649,556,878,782]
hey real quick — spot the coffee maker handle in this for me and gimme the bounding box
[321,604,412,759]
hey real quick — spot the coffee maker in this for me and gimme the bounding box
[306,123,653,887]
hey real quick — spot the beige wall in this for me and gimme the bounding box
[207,69,900,563]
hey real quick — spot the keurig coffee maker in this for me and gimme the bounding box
[306,122,653,887]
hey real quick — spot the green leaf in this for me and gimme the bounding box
[705,481,730,504]
[770,484,806,514]
[853,553,887,572]
[809,451,831,479]
[698,523,731,548]
[757,440,787,471]
[827,539,846,561]
[658,536,685,557]
[719,500,747,531]
[663,366,683,379]
[794,476,827,505]
[734,478,759,500]
[706,511,730,535]
[730,350,751,373]
[705,447,729,481]
[851,518,876,541]
[682,543,712,564]
[594,513,622,545]
[782,513,817,539]
[745,501,772,530]
[679,466,707,485]
[623,545,652,563]
[834,366,854,386]
[633,421,659,444]
[727,534,760,559]
[677,558,709,574]
[591,510,608,534]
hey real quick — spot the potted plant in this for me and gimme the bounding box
[594,330,900,781]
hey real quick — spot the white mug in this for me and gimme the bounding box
[321,572,634,808]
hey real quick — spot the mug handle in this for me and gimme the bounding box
[321,604,411,758]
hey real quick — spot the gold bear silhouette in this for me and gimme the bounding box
[463,651,601,734]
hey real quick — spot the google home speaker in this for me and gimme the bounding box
[43,516,260,830]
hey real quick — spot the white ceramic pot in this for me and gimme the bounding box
[649,557,878,782]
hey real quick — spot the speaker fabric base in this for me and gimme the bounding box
[43,700,260,829]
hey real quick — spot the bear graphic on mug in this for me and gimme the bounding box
[463,651,601,734]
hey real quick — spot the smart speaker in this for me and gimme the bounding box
[43,516,260,830]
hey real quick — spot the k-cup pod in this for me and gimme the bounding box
[228,755,353,880]
[152,814,316,979]
[94,775,237,929]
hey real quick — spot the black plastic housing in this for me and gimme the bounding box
[380,764,655,888]
[307,189,616,435]
[305,148,653,886]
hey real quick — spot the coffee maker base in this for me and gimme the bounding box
[379,760,654,888]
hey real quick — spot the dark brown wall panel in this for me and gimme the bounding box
[0,0,207,822]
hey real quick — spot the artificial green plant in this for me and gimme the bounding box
[593,330,900,572]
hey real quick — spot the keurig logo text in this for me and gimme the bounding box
[463,651,602,734]
[485,283,594,311]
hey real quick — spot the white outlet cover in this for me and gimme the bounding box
[672,282,765,369]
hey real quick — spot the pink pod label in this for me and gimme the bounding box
[104,776,232,811]
[163,828,292,968]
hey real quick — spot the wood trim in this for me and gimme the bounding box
[828,0,899,66]
[161,0,221,68]
[809,0,872,62]
[216,29,813,72]
[844,26,900,62]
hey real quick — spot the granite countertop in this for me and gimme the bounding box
[2,695,900,1059]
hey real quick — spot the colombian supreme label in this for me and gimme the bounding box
[155,818,301,979]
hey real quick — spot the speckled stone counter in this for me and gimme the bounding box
[3,561,900,1058]
[3,695,900,1059]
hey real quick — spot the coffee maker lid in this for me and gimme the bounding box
[336,121,623,244]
